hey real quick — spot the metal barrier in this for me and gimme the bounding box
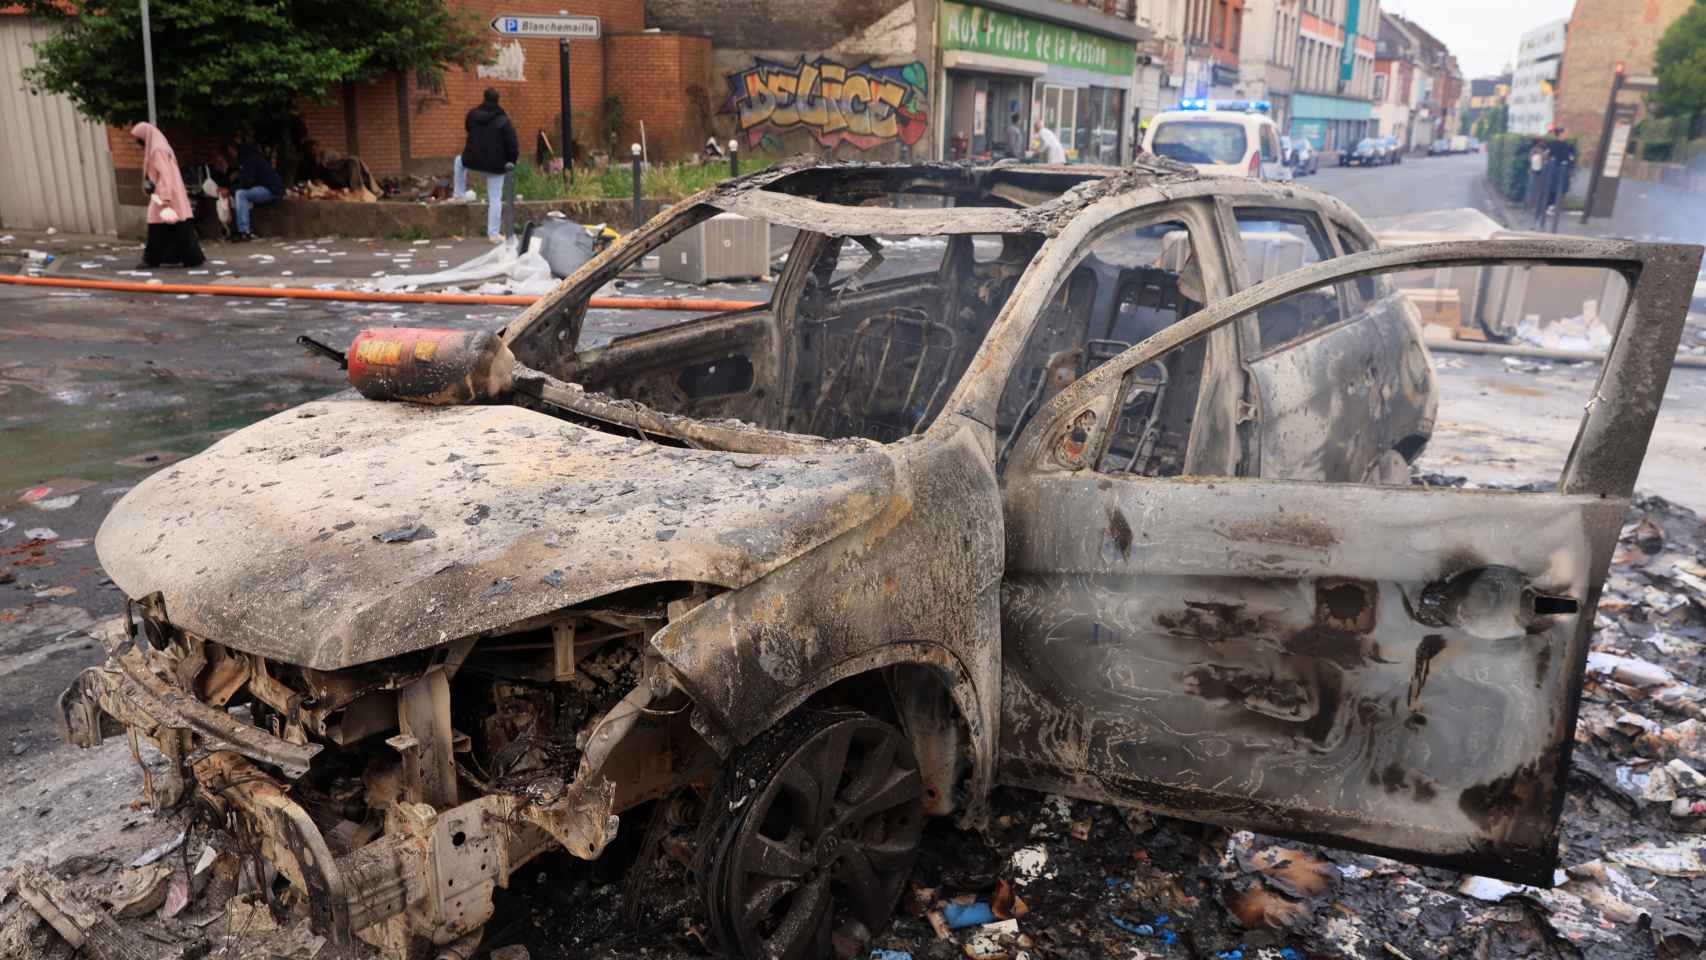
[503,162,518,240]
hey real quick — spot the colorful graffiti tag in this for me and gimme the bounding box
[725,57,928,150]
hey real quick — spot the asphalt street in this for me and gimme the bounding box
[2,151,1704,868]
[1289,150,1492,217]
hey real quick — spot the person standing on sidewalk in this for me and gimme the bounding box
[129,122,204,268]
[222,142,284,242]
[1528,142,1547,225]
[1533,129,1577,231]
[461,88,520,243]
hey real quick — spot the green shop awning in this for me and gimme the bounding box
[940,2,1135,77]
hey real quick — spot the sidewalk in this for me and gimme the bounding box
[1480,174,1706,246]
[0,229,499,288]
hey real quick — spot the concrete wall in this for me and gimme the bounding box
[646,0,908,51]
[249,196,664,240]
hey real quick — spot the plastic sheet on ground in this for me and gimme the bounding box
[369,240,559,297]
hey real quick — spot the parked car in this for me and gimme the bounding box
[1430,137,1453,156]
[1451,134,1471,153]
[1381,136,1403,164]
[1144,102,1287,179]
[1466,136,1482,152]
[1342,137,1388,166]
[59,157,1699,960]
[1283,135,1319,175]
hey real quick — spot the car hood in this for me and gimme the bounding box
[96,395,896,670]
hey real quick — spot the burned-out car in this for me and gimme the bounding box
[59,157,1699,959]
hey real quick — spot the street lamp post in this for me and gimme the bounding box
[140,0,158,127]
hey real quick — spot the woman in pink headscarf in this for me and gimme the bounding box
[130,122,205,268]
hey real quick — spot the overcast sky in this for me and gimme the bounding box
[1382,0,1576,79]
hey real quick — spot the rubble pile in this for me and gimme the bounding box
[4,486,1705,960]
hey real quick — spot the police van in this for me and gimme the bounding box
[1143,100,1289,181]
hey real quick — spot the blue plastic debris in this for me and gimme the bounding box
[1215,950,1245,960]
[1109,914,1154,936]
[942,902,996,929]
[871,951,913,960]
[1279,950,1299,960]
[1161,930,1178,946]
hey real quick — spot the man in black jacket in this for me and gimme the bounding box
[221,141,285,242]
[460,88,520,242]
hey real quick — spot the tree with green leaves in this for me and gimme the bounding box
[1654,0,1706,135]
[18,0,485,137]
[1472,103,1508,141]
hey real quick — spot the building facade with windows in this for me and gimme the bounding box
[1132,0,1190,122]
[1371,24,1413,147]
[1176,0,1247,103]
[1239,0,1301,129]
[1509,19,1565,135]
[1376,11,1460,150]
[1288,0,1380,151]
[937,1,1146,164]
[1461,73,1511,136]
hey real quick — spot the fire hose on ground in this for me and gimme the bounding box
[0,273,765,312]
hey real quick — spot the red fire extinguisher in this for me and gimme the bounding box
[344,328,516,404]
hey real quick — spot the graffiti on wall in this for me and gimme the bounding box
[725,57,928,150]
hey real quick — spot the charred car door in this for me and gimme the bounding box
[997,238,1698,884]
[1220,203,1433,483]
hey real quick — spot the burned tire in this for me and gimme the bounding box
[699,710,924,960]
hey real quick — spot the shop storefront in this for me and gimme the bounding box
[938,2,1137,164]
[1290,92,1374,152]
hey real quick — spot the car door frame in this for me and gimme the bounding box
[1212,197,1429,482]
[988,197,1239,473]
[995,236,1699,884]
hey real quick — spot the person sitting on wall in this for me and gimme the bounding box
[221,141,285,242]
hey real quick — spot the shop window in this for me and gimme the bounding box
[1077,87,1126,165]
[1041,85,1079,154]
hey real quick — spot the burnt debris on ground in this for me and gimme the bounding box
[4,480,1705,960]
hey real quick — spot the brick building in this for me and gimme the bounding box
[106,0,710,234]
[1377,12,1459,150]
[1178,0,1246,101]
[1554,0,1692,175]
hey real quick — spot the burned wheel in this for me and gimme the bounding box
[702,712,924,960]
